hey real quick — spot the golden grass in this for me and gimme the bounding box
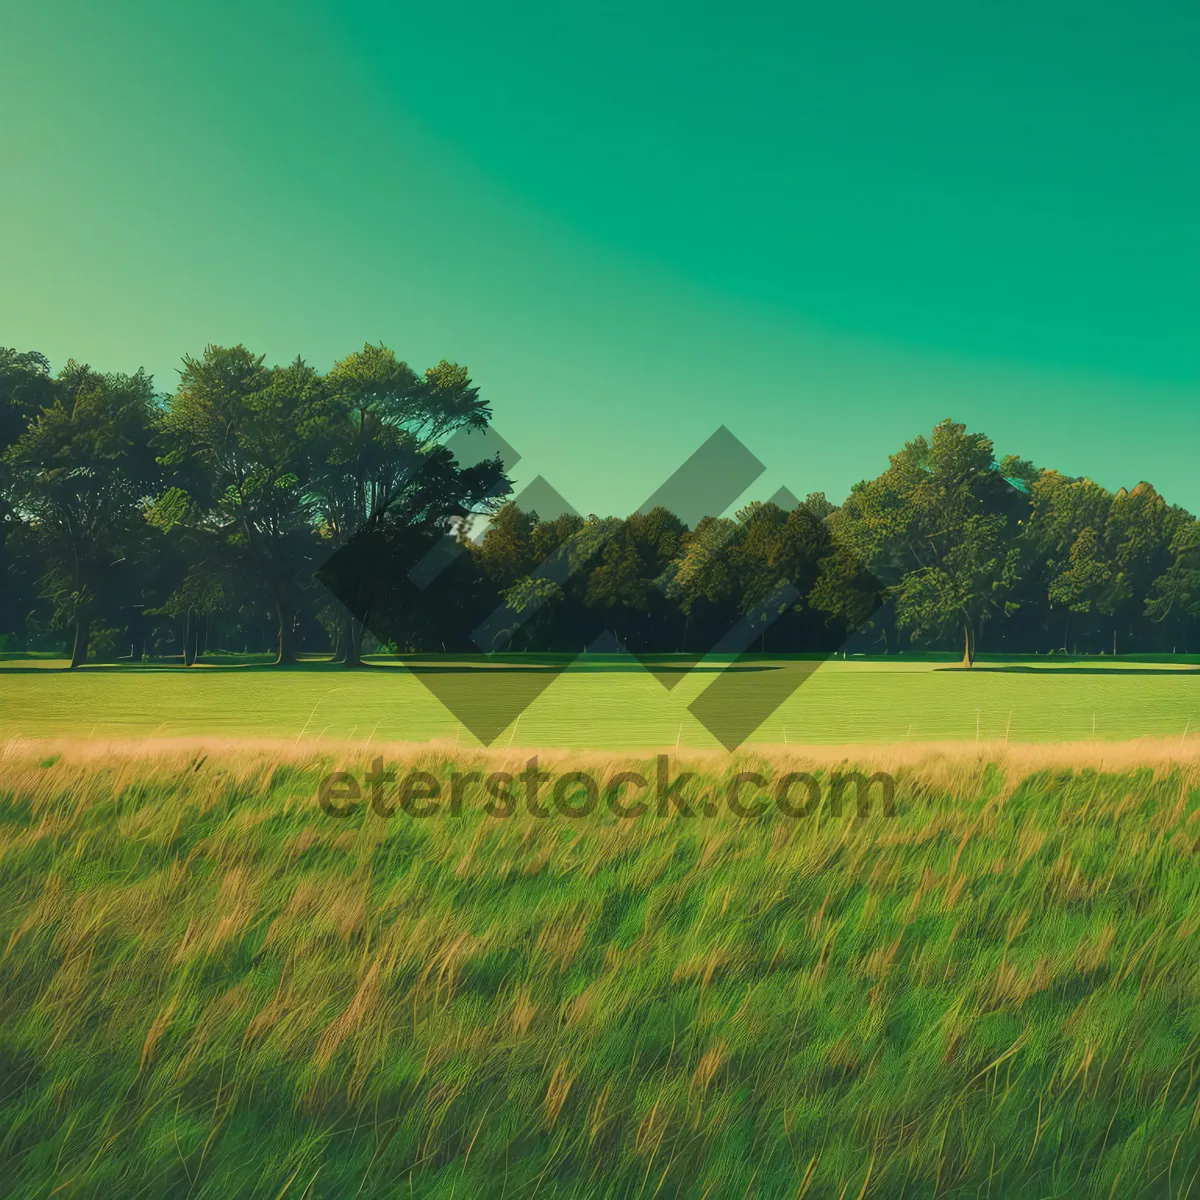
[5,730,1200,774]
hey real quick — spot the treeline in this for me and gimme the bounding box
[1,343,1197,666]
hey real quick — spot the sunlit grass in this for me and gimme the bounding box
[2,742,1200,1197]
[0,654,1197,748]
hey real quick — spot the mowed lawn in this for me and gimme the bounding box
[1,654,1198,748]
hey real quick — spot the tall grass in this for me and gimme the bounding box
[2,740,1200,1197]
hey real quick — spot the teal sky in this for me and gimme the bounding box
[2,1,1197,514]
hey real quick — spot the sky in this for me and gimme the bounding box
[2,0,1197,515]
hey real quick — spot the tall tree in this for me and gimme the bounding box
[314,345,497,665]
[4,362,159,666]
[0,349,58,643]
[161,346,325,665]
[1103,482,1186,652]
[829,420,1031,666]
[1023,471,1116,651]
[1145,518,1200,638]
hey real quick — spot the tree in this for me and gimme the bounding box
[584,508,687,649]
[0,348,56,454]
[161,346,325,665]
[808,543,887,644]
[497,575,565,650]
[143,486,235,665]
[1145,519,1200,638]
[829,420,1028,666]
[0,349,57,643]
[475,502,539,589]
[471,509,587,651]
[800,491,836,521]
[1023,471,1116,651]
[666,515,740,649]
[318,447,509,656]
[735,501,827,597]
[2,349,1197,664]
[1046,525,1123,648]
[4,362,159,666]
[893,512,1021,664]
[314,345,497,666]
[1024,474,1188,654]
[1103,482,1186,652]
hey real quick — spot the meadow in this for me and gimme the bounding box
[2,738,1200,1198]
[1,653,1198,749]
[2,654,1199,1196]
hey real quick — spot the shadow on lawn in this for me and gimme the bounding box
[934,665,1200,675]
[0,656,784,676]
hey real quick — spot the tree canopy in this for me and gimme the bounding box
[2,344,1196,665]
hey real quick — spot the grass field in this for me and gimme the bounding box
[1,653,1198,748]
[2,740,1200,1198]
[3,657,1199,1195]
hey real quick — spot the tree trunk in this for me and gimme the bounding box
[70,618,90,668]
[275,600,296,666]
[961,619,975,668]
[126,610,145,662]
[183,606,198,667]
[340,612,363,668]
